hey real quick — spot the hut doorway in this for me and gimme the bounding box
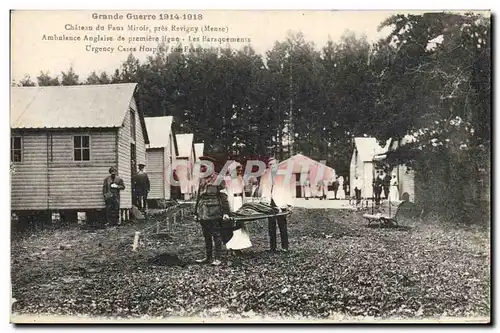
[295,173,302,198]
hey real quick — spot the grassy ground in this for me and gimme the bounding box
[10,206,490,322]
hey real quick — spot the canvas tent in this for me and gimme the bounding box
[276,154,336,198]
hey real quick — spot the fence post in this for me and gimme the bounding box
[132,231,141,252]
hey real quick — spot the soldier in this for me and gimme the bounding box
[332,176,340,200]
[102,166,125,226]
[133,163,150,213]
[303,178,312,200]
[354,175,362,205]
[194,156,231,266]
[373,171,384,205]
[383,171,392,200]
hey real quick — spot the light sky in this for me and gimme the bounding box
[10,10,406,82]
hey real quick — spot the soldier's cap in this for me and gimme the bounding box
[199,156,216,163]
[138,163,146,167]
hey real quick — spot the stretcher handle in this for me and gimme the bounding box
[229,211,291,222]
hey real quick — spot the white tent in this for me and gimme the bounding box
[276,154,336,198]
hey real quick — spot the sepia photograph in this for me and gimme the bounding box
[8,8,491,324]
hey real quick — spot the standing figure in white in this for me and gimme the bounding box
[337,176,346,200]
[225,162,252,251]
[390,174,399,202]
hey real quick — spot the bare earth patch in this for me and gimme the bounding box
[10,208,490,322]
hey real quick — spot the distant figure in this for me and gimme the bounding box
[332,176,339,199]
[244,174,253,198]
[345,177,350,197]
[133,163,150,213]
[102,167,125,226]
[383,172,392,200]
[244,175,258,199]
[326,177,334,200]
[354,175,362,205]
[317,180,325,199]
[251,176,259,198]
[337,176,346,199]
[390,174,399,202]
[373,172,384,205]
[322,179,329,200]
[303,179,312,200]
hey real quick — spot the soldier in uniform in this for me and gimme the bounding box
[133,163,150,213]
[102,166,126,226]
[354,175,362,205]
[383,171,392,200]
[194,156,231,266]
[373,171,384,205]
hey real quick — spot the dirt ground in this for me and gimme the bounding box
[10,206,490,322]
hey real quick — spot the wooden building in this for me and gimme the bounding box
[390,136,415,201]
[174,133,196,200]
[144,116,178,202]
[10,83,149,222]
[349,137,390,199]
[374,135,417,202]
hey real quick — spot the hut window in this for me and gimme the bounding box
[130,109,136,142]
[74,135,90,161]
[10,136,22,162]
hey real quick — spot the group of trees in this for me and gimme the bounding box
[14,12,490,219]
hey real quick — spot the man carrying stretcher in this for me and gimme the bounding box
[223,157,293,253]
[193,156,231,266]
[257,157,293,252]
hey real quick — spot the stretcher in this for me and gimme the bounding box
[229,210,291,222]
[227,200,292,222]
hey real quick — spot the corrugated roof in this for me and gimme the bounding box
[194,143,204,161]
[144,116,173,148]
[176,134,194,158]
[354,137,390,162]
[10,83,137,129]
